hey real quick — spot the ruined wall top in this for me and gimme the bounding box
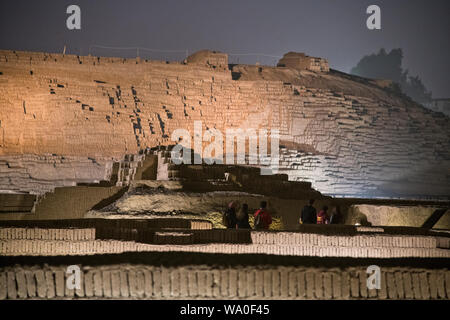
[277,52,330,72]
[186,50,228,70]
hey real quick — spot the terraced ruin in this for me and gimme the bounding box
[0,49,449,300]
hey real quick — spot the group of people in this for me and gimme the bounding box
[300,199,341,225]
[223,201,272,230]
[222,199,340,230]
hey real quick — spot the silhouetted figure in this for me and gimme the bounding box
[300,199,317,224]
[254,201,272,230]
[223,201,238,229]
[317,205,329,225]
[236,203,251,229]
[329,206,341,224]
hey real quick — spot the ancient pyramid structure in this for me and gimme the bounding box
[0,49,449,198]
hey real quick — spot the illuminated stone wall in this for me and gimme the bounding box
[0,50,449,198]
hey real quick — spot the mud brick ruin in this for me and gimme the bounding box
[0,49,449,198]
[0,49,449,300]
[277,52,330,72]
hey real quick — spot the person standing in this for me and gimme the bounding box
[236,203,251,229]
[223,201,238,229]
[300,199,317,224]
[317,205,329,225]
[329,206,341,224]
[253,201,272,230]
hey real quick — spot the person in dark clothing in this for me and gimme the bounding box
[329,206,341,224]
[253,201,272,230]
[236,203,251,229]
[300,199,317,224]
[223,201,238,229]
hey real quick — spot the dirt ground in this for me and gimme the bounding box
[85,181,449,230]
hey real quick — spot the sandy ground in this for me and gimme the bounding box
[86,183,284,229]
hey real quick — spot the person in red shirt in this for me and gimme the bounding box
[253,201,272,230]
[317,206,329,224]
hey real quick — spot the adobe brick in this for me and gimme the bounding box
[350,272,359,298]
[428,272,437,299]
[403,272,414,299]
[84,270,94,297]
[263,270,272,298]
[411,273,422,299]
[170,269,180,297]
[305,271,315,299]
[271,270,280,298]
[228,269,237,298]
[45,271,55,299]
[25,270,36,298]
[15,270,27,299]
[188,269,198,297]
[34,270,46,298]
[341,271,350,299]
[93,271,103,297]
[419,272,430,300]
[386,272,397,299]
[237,270,246,298]
[102,270,112,298]
[150,268,161,297]
[119,270,129,298]
[111,271,121,298]
[288,270,297,298]
[394,271,405,299]
[280,268,289,298]
[54,270,65,297]
[247,270,256,297]
[205,271,213,298]
[143,269,153,298]
[332,272,342,299]
[0,272,7,300]
[436,272,446,299]
[444,271,450,298]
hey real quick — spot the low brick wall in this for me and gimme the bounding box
[2,227,448,249]
[153,232,194,245]
[250,232,443,249]
[0,240,150,256]
[0,218,213,230]
[1,264,449,300]
[0,228,95,241]
[1,223,450,257]
[2,239,450,258]
[95,228,252,244]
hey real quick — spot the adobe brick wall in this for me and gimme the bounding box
[186,50,228,70]
[1,50,449,198]
[277,52,330,72]
[0,218,213,230]
[0,264,448,300]
[0,228,95,240]
[1,228,449,258]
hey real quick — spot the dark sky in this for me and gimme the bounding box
[1,0,449,97]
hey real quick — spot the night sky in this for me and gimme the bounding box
[1,0,449,98]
